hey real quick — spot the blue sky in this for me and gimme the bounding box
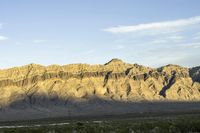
[0,0,200,68]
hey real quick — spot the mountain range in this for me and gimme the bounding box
[0,59,200,121]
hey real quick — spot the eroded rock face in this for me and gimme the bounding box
[0,59,200,108]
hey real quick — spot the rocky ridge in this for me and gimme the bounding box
[0,58,200,108]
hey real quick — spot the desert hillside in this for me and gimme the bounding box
[0,59,200,121]
[0,59,200,108]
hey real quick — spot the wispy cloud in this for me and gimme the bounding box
[167,35,183,41]
[150,35,184,44]
[103,15,200,67]
[104,16,200,34]
[193,32,200,40]
[181,42,200,48]
[33,39,47,43]
[0,36,8,41]
[150,39,168,44]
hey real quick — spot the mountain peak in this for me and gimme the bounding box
[105,58,124,65]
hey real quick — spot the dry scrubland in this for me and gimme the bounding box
[0,113,200,133]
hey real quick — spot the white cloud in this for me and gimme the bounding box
[102,16,200,67]
[0,36,8,41]
[104,16,200,34]
[33,40,47,43]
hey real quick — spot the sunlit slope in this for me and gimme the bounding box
[0,59,200,107]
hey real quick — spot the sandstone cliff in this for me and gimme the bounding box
[0,58,200,109]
